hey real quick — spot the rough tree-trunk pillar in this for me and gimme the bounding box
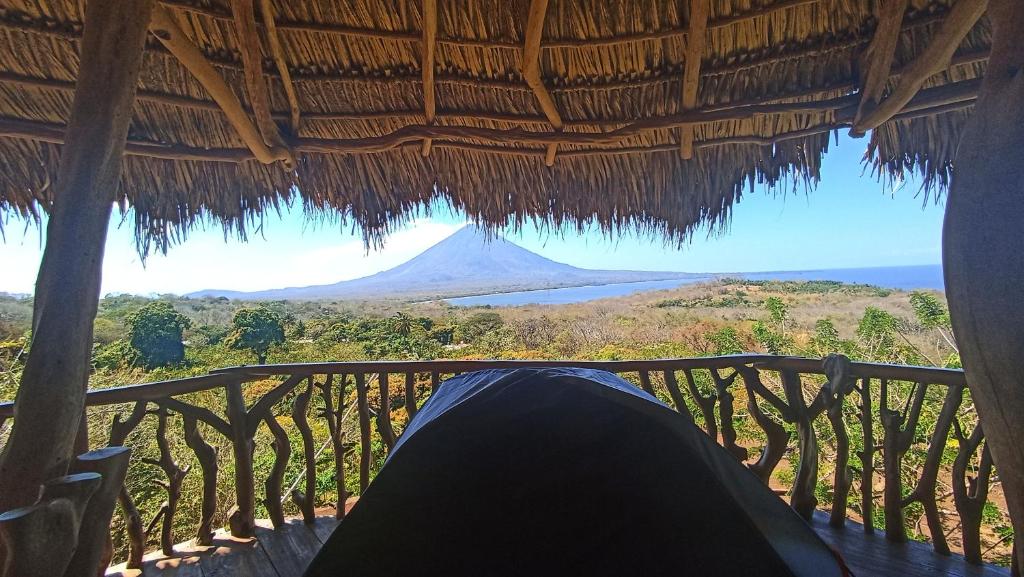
[943,0,1024,573]
[0,0,154,511]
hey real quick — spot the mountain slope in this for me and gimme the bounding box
[189,226,698,300]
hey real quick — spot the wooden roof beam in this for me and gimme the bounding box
[852,0,988,134]
[2,8,977,94]
[0,81,977,162]
[290,78,979,153]
[259,0,300,134]
[523,0,563,166]
[420,0,437,157]
[852,0,909,135]
[0,47,988,129]
[160,0,818,50]
[148,5,290,165]
[230,0,294,168]
[679,0,709,159]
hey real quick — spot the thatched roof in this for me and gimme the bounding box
[0,0,990,249]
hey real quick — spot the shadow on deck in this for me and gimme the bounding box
[107,509,1009,577]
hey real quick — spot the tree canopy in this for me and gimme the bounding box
[224,307,285,364]
[126,302,191,369]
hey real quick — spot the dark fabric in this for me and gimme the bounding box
[305,368,845,577]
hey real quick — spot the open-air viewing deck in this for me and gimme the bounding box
[1,355,1009,576]
[0,0,1022,574]
[103,512,1010,577]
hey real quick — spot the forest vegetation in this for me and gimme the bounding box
[0,279,1012,566]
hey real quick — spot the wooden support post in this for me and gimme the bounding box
[420,0,437,156]
[903,384,963,555]
[318,374,349,520]
[943,0,1024,571]
[64,447,132,577]
[523,0,563,166]
[0,0,154,515]
[404,372,419,420]
[354,373,372,493]
[182,415,218,546]
[679,0,709,158]
[225,382,256,538]
[782,370,818,521]
[637,371,655,395]
[0,473,100,577]
[858,377,875,534]
[290,380,317,524]
[40,473,102,541]
[263,414,291,529]
[376,373,397,449]
[662,370,693,420]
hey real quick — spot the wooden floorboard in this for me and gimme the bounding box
[196,533,278,577]
[255,519,324,576]
[105,547,206,577]
[810,511,1011,577]
[108,511,1011,577]
[307,515,341,544]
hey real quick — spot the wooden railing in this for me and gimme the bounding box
[0,355,1006,570]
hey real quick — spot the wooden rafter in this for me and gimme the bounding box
[160,0,818,50]
[259,0,300,134]
[420,0,438,157]
[0,77,977,161]
[852,0,909,134]
[852,0,988,134]
[0,46,990,129]
[680,0,709,159]
[230,0,294,168]
[1,8,972,95]
[0,96,974,165]
[523,0,563,166]
[148,5,289,165]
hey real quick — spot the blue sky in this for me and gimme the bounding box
[0,134,944,296]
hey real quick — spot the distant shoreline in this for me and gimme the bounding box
[442,264,944,307]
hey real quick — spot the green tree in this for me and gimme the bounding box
[752,321,792,355]
[909,291,958,354]
[763,296,789,336]
[856,307,902,362]
[455,312,504,343]
[125,302,191,369]
[92,317,122,346]
[191,324,230,346]
[392,312,414,337]
[224,307,285,363]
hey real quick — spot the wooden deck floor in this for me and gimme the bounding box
[107,510,1010,577]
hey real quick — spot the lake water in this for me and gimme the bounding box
[444,264,943,307]
[741,264,944,292]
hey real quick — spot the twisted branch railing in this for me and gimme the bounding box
[0,355,1009,570]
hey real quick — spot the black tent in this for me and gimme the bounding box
[305,368,849,576]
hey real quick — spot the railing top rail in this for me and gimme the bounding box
[214,356,966,386]
[0,354,966,418]
[0,373,241,418]
[207,354,776,376]
[761,356,966,386]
